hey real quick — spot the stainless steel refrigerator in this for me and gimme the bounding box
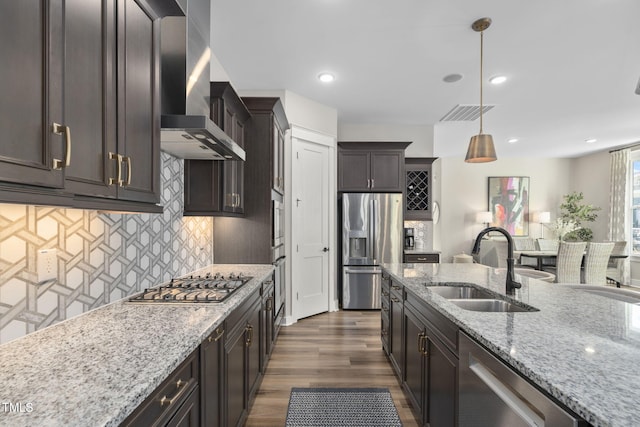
[341,193,403,309]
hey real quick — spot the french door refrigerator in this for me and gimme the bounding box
[341,193,403,309]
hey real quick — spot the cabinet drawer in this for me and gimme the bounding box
[123,349,199,427]
[404,253,440,263]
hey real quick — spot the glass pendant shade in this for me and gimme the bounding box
[465,133,497,163]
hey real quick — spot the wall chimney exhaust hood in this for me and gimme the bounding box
[159,0,245,160]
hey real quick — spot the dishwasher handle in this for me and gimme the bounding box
[469,355,545,427]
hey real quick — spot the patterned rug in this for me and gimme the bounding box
[285,387,403,427]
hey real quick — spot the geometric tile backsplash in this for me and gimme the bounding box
[0,153,213,344]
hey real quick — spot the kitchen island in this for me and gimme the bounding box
[0,264,274,427]
[383,262,640,427]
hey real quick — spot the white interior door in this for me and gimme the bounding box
[293,137,330,319]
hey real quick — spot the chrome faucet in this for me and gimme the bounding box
[471,227,522,295]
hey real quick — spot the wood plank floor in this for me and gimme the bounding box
[245,310,420,427]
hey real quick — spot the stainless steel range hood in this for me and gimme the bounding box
[159,0,245,160]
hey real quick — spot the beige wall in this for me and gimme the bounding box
[571,150,611,241]
[337,123,434,158]
[437,157,574,261]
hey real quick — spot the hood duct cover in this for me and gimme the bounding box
[159,0,245,160]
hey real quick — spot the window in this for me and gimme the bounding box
[631,152,640,255]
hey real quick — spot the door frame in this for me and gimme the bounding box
[286,125,338,325]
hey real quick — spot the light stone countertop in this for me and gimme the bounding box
[382,262,640,427]
[0,264,274,427]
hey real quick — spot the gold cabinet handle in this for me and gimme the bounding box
[52,123,71,169]
[381,328,388,336]
[108,152,123,186]
[382,307,389,313]
[245,324,253,347]
[391,297,400,303]
[208,326,224,342]
[418,332,429,356]
[124,156,132,186]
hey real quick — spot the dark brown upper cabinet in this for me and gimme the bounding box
[405,157,436,220]
[337,141,410,192]
[184,82,251,216]
[0,0,165,212]
[242,97,289,196]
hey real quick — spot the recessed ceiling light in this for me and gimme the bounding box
[507,138,519,144]
[443,73,463,83]
[318,72,335,83]
[585,138,597,143]
[489,75,507,85]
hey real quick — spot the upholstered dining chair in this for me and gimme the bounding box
[606,241,627,286]
[553,241,587,283]
[583,242,615,285]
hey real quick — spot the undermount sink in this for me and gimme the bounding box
[450,299,539,313]
[428,285,539,312]
[429,285,495,299]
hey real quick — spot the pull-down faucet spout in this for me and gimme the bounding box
[472,227,522,295]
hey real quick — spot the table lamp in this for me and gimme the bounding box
[476,211,493,228]
[537,211,551,238]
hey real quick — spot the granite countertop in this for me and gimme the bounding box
[382,262,640,427]
[0,264,274,427]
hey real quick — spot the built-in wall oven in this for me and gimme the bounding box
[272,195,285,323]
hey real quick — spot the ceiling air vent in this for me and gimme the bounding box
[440,104,495,122]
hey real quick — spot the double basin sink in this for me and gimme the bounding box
[429,285,539,313]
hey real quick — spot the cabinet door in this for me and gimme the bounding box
[426,332,458,427]
[63,0,118,198]
[338,151,370,191]
[403,306,426,424]
[225,325,247,427]
[201,326,224,427]
[389,285,403,377]
[370,151,403,191]
[272,120,285,195]
[0,0,65,189]
[247,299,262,401]
[116,0,160,204]
[184,160,222,214]
[166,386,200,427]
[405,158,434,220]
[222,161,243,214]
[260,282,274,374]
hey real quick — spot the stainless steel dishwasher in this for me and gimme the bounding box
[459,332,587,427]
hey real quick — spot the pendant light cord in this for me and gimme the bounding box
[479,30,484,134]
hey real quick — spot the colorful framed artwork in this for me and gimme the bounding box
[487,176,530,236]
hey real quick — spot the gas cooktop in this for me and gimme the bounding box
[128,273,252,304]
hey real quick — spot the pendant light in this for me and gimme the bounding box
[465,17,497,163]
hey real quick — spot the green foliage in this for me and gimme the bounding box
[559,192,601,241]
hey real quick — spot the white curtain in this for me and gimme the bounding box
[609,149,630,285]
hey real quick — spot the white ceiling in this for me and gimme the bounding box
[210,0,640,158]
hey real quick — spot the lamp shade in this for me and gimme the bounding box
[538,211,551,224]
[465,134,497,163]
[476,211,493,224]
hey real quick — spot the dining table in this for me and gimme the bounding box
[517,250,628,271]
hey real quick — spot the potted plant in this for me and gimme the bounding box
[558,191,601,241]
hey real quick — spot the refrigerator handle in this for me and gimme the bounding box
[372,199,377,263]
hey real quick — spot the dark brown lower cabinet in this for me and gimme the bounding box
[224,290,262,427]
[122,349,200,426]
[201,325,225,426]
[261,279,275,372]
[403,301,458,427]
[389,282,403,377]
[383,285,458,427]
